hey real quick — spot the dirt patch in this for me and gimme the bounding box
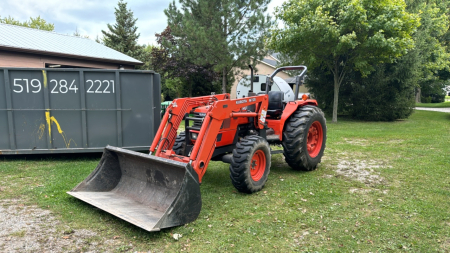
[343,138,369,146]
[349,188,389,194]
[0,199,114,252]
[335,159,391,186]
[440,238,450,251]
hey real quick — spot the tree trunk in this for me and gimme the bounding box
[222,66,227,93]
[332,72,340,123]
[415,87,421,103]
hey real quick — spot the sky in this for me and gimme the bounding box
[0,0,286,45]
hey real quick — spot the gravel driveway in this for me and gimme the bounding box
[0,199,117,252]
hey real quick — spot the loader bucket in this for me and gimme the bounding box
[68,146,202,232]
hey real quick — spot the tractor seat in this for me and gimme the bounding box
[267,91,284,117]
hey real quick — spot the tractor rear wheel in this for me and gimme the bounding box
[229,136,271,193]
[173,132,186,155]
[282,105,326,171]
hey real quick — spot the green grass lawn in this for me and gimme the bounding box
[1,110,450,252]
[416,101,450,108]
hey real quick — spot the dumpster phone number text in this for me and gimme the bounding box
[12,78,115,94]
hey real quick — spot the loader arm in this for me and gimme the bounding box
[150,94,229,155]
[151,94,269,182]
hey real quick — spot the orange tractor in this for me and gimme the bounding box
[69,65,326,232]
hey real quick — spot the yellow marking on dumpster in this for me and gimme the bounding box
[38,123,46,140]
[45,111,77,148]
[42,70,47,88]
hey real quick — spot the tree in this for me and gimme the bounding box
[306,51,417,121]
[347,55,417,121]
[95,35,103,44]
[444,84,450,96]
[101,0,150,69]
[404,0,450,103]
[164,77,185,99]
[0,16,54,31]
[164,0,273,93]
[268,0,419,122]
[73,28,90,38]
[140,44,154,70]
[152,26,220,99]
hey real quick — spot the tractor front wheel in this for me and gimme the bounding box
[282,105,327,171]
[229,136,271,193]
[173,132,186,156]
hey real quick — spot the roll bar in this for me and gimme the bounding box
[249,65,254,92]
[265,66,308,96]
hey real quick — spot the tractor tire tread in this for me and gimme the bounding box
[229,136,271,193]
[173,132,186,155]
[282,105,326,171]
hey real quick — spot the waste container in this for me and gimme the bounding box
[0,68,160,154]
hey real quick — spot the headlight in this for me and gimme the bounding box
[191,132,198,140]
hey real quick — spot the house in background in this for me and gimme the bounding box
[0,23,142,69]
[231,53,309,99]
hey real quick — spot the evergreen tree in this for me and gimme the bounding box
[164,0,272,93]
[102,0,150,69]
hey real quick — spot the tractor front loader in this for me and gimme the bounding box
[68,65,327,232]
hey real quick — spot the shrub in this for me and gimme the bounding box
[420,80,447,103]
[422,96,432,103]
[306,60,415,121]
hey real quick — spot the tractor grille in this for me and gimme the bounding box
[188,112,230,130]
[192,113,205,129]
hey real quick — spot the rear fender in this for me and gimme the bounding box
[266,100,318,139]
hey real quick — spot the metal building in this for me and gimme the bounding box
[0,23,142,69]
